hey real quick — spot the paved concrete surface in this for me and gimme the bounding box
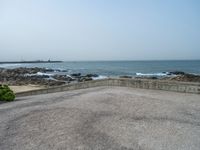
[0,86,200,150]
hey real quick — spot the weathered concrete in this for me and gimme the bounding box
[1,87,200,150]
[16,78,200,97]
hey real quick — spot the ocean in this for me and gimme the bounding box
[1,60,200,77]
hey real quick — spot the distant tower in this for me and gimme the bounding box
[48,59,51,62]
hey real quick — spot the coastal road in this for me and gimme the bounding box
[0,87,200,150]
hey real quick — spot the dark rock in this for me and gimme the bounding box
[119,76,132,78]
[135,76,158,80]
[79,77,93,82]
[169,71,185,75]
[71,73,81,77]
[53,75,74,81]
[29,75,50,79]
[61,70,68,72]
[85,74,99,78]
[149,77,158,79]
[84,77,93,81]
[44,68,55,72]
[169,73,200,82]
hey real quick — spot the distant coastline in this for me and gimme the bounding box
[0,60,63,64]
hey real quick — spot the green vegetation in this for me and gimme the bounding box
[0,85,15,102]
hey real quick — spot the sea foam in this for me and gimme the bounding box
[136,72,169,77]
[92,75,108,80]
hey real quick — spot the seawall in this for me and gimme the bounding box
[15,78,200,97]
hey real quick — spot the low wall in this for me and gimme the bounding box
[16,78,200,97]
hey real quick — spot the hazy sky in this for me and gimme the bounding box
[0,0,200,61]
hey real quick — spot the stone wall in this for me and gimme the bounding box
[16,78,200,97]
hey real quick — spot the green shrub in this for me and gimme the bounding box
[0,85,15,102]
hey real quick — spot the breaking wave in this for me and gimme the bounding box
[92,75,108,80]
[135,72,170,77]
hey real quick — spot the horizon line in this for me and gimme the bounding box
[1,58,200,62]
[61,59,200,62]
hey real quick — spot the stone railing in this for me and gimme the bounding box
[16,78,200,97]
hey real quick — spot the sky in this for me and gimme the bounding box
[0,0,200,61]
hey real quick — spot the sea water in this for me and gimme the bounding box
[1,60,200,77]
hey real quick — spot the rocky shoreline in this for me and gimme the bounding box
[0,67,99,86]
[130,71,200,82]
[0,67,200,86]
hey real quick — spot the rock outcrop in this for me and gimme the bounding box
[0,67,98,86]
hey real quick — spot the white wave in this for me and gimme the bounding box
[92,75,108,80]
[0,64,21,68]
[25,72,53,77]
[136,72,169,76]
[66,75,73,78]
[36,72,53,76]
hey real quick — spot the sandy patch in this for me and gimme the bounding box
[10,85,46,93]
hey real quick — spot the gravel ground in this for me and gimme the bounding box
[0,86,200,150]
